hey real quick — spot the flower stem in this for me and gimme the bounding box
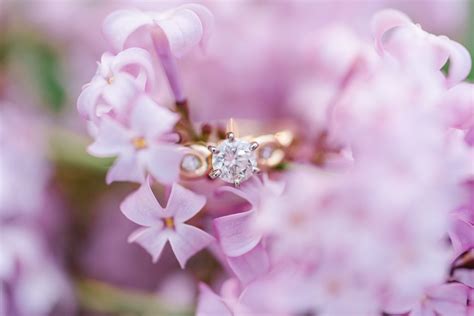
[149,28,200,141]
[150,28,185,103]
[175,99,200,142]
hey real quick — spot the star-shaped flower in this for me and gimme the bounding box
[120,180,214,268]
[87,93,183,184]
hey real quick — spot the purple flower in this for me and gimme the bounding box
[87,93,183,184]
[0,226,74,316]
[120,180,214,268]
[213,175,284,257]
[372,9,471,87]
[449,206,474,258]
[409,283,473,316]
[102,4,213,57]
[103,4,214,102]
[77,48,155,123]
[196,279,246,316]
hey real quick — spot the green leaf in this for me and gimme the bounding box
[76,279,193,316]
[3,32,67,113]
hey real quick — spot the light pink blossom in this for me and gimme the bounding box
[88,93,182,184]
[77,48,155,123]
[213,175,284,257]
[103,4,213,102]
[103,4,213,56]
[372,9,471,87]
[226,243,270,286]
[0,226,73,316]
[197,279,261,316]
[120,180,214,268]
[409,283,473,316]
[450,207,474,258]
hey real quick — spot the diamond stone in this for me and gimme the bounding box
[260,144,275,159]
[181,154,202,172]
[211,139,257,184]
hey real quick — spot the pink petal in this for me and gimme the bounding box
[112,48,155,92]
[196,283,233,316]
[166,183,206,223]
[438,38,472,87]
[428,283,468,305]
[168,223,214,268]
[449,215,474,256]
[154,7,204,57]
[98,52,115,75]
[145,145,184,184]
[120,180,164,226]
[87,118,131,157]
[102,10,153,52]
[179,4,214,52]
[130,94,179,139]
[227,243,270,285]
[213,210,261,257]
[217,177,263,208]
[441,83,474,129]
[428,283,469,315]
[371,9,412,55]
[409,304,435,316]
[112,47,154,80]
[106,150,145,184]
[101,74,139,114]
[453,269,474,288]
[220,278,241,301]
[77,79,106,120]
[128,225,168,263]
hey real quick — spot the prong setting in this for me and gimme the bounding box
[252,167,261,174]
[226,132,235,142]
[208,145,219,154]
[250,141,259,151]
[209,169,222,179]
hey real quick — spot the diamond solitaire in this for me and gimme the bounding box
[208,132,259,186]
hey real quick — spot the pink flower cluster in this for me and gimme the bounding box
[78,3,216,269]
[78,5,474,315]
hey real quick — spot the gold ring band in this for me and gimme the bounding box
[179,119,295,185]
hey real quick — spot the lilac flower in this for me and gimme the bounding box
[372,9,471,87]
[0,226,73,316]
[71,3,474,314]
[103,4,213,57]
[449,206,474,258]
[88,93,183,184]
[120,180,214,268]
[409,283,473,316]
[213,175,284,257]
[77,48,155,123]
[226,243,270,286]
[196,279,247,316]
[250,46,472,309]
[103,4,213,102]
